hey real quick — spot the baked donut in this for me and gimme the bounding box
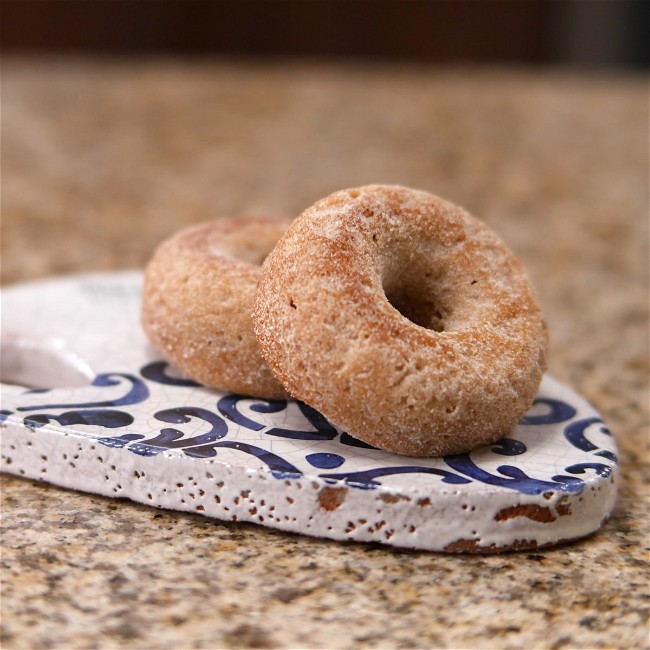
[253,185,547,456]
[142,217,291,399]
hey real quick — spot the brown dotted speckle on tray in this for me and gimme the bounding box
[556,499,572,517]
[318,487,348,511]
[495,505,556,524]
[379,492,411,504]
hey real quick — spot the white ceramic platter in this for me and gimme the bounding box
[0,272,618,552]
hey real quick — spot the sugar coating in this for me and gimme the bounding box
[142,217,292,398]
[253,185,548,457]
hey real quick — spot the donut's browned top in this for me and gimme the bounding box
[253,185,547,456]
[142,217,292,398]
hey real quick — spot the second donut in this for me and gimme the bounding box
[142,217,292,399]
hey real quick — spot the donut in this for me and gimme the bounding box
[142,217,291,399]
[252,185,547,457]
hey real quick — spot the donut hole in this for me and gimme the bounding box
[209,222,284,266]
[380,245,454,332]
[220,242,271,266]
[384,278,446,332]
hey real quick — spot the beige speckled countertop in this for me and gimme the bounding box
[1,59,648,649]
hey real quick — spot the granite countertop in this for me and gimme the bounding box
[1,59,648,649]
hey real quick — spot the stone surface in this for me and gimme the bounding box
[1,59,648,649]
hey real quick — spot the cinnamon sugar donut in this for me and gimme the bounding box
[253,185,547,456]
[142,217,291,399]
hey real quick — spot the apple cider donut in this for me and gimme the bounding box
[253,185,547,456]
[142,217,291,399]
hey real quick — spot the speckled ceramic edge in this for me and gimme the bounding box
[0,272,618,553]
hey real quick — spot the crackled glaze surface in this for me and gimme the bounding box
[1,272,617,552]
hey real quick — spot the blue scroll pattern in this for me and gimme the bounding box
[3,361,618,495]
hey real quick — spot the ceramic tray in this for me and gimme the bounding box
[0,272,618,552]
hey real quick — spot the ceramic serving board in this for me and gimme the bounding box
[0,272,618,552]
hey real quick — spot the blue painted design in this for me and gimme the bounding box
[339,432,378,449]
[444,454,586,495]
[306,453,345,469]
[564,462,613,478]
[125,407,229,457]
[321,466,473,490]
[35,385,617,492]
[217,395,287,431]
[218,395,338,441]
[295,402,338,437]
[490,438,527,456]
[564,417,612,453]
[97,433,145,449]
[546,474,586,492]
[185,441,303,479]
[266,402,338,441]
[140,361,200,387]
[4,360,616,496]
[128,428,184,454]
[155,406,227,433]
[595,450,618,463]
[520,398,577,425]
[250,400,290,415]
[23,410,134,429]
[16,373,149,411]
